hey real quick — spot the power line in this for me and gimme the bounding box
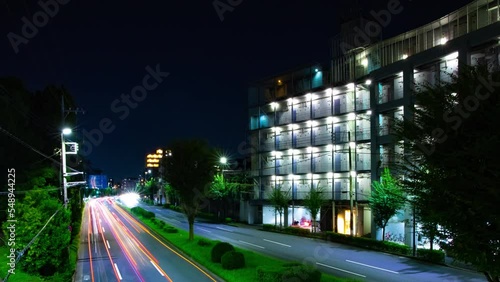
[0,126,78,172]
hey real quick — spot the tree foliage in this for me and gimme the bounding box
[369,168,405,241]
[209,173,237,200]
[267,186,290,229]
[2,187,71,276]
[303,185,326,233]
[163,139,216,240]
[394,64,500,281]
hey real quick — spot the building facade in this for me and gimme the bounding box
[246,0,500,243]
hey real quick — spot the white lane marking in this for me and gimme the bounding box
[263,239,291,247]
[151,261,165,276]
[198,227,212,233]
[156,209,161,211]
[216,226,233,232]
[102,227,105,233]
[346,259,399,274]
[106,240,110,249]
[238,240,264,249]
[114,263,123,280]
[316,262,366,278]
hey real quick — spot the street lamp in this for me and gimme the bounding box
[61,128,72,208]
[220,157,228,165]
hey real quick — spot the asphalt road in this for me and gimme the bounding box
[75,198,221,282]
[140,203,487,282]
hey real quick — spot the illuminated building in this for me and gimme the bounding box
[246,0,500,242]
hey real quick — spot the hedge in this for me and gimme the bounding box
[416,249,445,264]
[130,206,155,219]
[325,232,411,256]
[256,263,322,282]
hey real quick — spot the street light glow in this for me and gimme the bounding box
[220,157,227,164]
[62,128,72,135]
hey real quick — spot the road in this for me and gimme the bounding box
[74,198,221,282]
[140,204,487,282]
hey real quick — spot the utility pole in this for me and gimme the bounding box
[61,95,85,208]
[348,131,354,237]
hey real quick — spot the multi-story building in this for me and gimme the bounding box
[246,0,500,244]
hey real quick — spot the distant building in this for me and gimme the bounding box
[121,178,139,191]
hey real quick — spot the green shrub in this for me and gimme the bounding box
[225,217,232,223]
[262,224,278,231]
[197,238,212,247]
[417,249,445,264]
[221,251,245,270]
[383,241,411,255]
[284,227,311,236]
[211,242,235,263]
[164,227,179,233]
[256,266,282,282]
[282,264,322,282]
[282,262,302,267]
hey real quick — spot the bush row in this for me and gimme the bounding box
[326,232,412,256]
[150,218,179,233]
[131,206,155,219]
[262,227,446,264]
[257,263,321,282]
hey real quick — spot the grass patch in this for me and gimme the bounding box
[121,205,357,282]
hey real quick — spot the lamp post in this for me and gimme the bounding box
[61,128,72,208]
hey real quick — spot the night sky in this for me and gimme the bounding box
[1,0,472,180]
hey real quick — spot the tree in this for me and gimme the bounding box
[163,139,215,240]
[303,184,326,233]
[394,64,500,281]
[267,185,290,229]
[2,178,71,276]
[369,168,405,241]
[209,173,237,221]
[143,178,158,201]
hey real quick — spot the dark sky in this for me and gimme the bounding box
[1,0,472,180]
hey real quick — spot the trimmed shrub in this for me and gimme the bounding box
[256,266,282,282]
[164,227,179,233]
[282,262,302,267]
[417,249,445,264]
[197,238,212,247]
[221,251,245,270]
[284,227,311,236]
[282,264,322,282]
[262,224,278,231]
[211,242,235,263]
[225,217,232,223]
[257,263,321,282]
[131,206,155,219]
